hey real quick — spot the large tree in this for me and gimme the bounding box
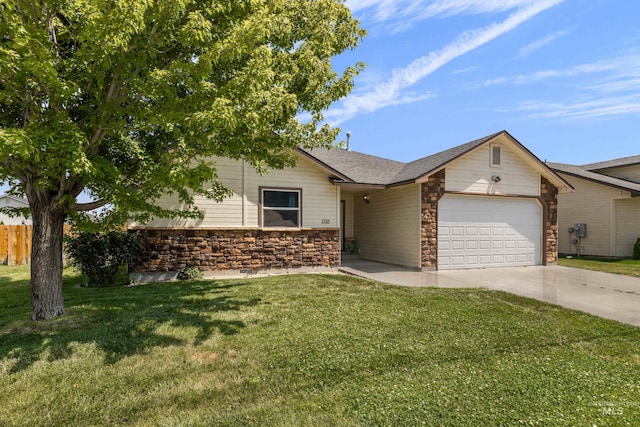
[0,0,364,320]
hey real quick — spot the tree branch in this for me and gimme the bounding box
[67,176,86,198]
[86,74,121,155]
[74,199,106,211]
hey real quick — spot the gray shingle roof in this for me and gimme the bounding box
[300,147,405,185]
[581,155,640,171]
[300,130,573,193]
[300,131,503,186]
[548,162,640,196]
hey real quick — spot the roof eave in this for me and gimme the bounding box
[331,180,387,190]
[552,169,639,196]
[582,157,640,171]
[295,148,353,182]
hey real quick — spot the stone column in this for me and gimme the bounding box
[539,177,559,264]
[421,170,446,271]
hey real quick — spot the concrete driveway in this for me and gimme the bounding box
[339,256,640,327]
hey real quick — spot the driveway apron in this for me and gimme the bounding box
[339,258,640,327]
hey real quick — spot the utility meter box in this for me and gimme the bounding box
[574,223,587,238]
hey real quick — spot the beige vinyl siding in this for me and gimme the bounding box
[594,165,640,183]
[354,184,420,268]
[556,173,631,256]
[445,143,540,196]
[138,154,338,229]
[245,156,338,228]
[615,198,640,257]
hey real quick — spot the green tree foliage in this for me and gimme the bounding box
[0,0,365,319]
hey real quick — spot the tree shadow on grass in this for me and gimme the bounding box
[1,279,261,373]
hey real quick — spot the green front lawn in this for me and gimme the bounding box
[559,256,640,277]
[2,266,640,426]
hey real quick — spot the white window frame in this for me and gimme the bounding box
[490,144,502,167]
[260,187,302,228]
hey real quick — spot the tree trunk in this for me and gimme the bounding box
[30,204,66,320]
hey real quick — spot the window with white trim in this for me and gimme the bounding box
[261,188,301,227]
[490,144,502,167]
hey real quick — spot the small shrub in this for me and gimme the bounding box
[633,238,640,260]
[177,266,204,280]
[65,230,143,287]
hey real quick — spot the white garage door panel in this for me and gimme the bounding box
[438,196,541,270]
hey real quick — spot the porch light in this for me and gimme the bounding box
[363,194,370,204]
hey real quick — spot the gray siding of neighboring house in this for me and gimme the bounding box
[0,197,31,225]
[615,198,640,257]
[593,164,640,183]
[557,173,631,257]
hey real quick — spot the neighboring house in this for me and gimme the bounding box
[0,195,31,225]
[130,130,572,278]
[549,156,640,258]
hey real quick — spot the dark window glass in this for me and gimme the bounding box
[262,190,300,227]
[264,190,299,208]
[492,146,501,166]
[263,209,299,227]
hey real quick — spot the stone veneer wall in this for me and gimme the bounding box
[539,176,559,264]
[421,170,446,270]
[132,228,340,272]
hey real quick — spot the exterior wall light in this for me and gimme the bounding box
[363,194,370,204]
[491,175,502,182]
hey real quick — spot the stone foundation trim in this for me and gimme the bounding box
[131,265,339,284]
[131,228,340,273]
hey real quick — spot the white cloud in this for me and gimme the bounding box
[515,95,640,120]
[485,54,640,121]
[452,66,479,74]
[347,0,552,33]
[483,54,640,86]
[518,30,567,57]
[586,78,640,94]
[326,0,565,125]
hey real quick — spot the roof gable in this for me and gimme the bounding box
[391,132,501,184]
[298,130,572,192]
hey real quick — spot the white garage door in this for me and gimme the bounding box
[438,195,541,270]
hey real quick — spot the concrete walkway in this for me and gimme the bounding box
[339,256,640,327]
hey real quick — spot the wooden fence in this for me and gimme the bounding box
[0,225,32,265]
[0,225,72,266]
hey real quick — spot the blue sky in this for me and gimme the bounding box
[326,0,640,164]
[5,0,638,202]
